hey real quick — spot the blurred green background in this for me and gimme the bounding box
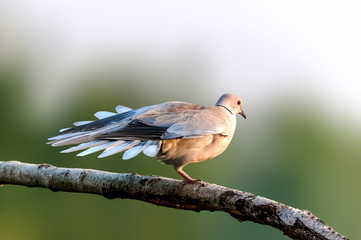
[0,1,360,240]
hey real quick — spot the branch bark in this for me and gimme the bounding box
[0,160,347,240]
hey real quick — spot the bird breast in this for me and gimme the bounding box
[157,133,233,167]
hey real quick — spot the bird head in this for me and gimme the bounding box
[216,93,246,119]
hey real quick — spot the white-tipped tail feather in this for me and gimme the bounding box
[143,141,162,157]
[48,132,83,141]
[123,141,149,160]
[50,132,94,147]
[58,138,160,160]
[73,121,93,126]
[49,105,163,161]
[60,105,133,134]
[59,128,71,132]
[94,111,117,119]
[97,141,130,158]
[99,140,140,159]
[60,140,109,153]
[76,141,119,156]
[116,105,132,113]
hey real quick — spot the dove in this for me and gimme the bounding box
[48,93,246,183]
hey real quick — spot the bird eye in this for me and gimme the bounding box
[237,100,241,105]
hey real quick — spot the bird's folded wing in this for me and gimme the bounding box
[158,109,228,139]
[98,102,228,140]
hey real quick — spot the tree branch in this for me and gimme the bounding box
[0,161,347,240]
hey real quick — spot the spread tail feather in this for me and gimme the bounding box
[48,104,163,159]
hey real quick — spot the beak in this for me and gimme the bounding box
[240,110,246,119]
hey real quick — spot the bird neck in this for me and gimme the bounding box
[216,104,234,116]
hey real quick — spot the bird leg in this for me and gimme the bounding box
[174,166,201,184]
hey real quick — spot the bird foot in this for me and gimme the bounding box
[181,178,202,185]
[175,166,202,184]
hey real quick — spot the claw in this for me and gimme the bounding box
[181,178,202,185]
[175,166,202,184]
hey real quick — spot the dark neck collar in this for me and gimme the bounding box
[217,104,233,115]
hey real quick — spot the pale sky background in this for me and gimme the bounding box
[0,0,360,122]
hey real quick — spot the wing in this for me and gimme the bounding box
[94,101,205,140]
[95,102,229,140]
[135,103,229,139]
[159,108,229,139]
